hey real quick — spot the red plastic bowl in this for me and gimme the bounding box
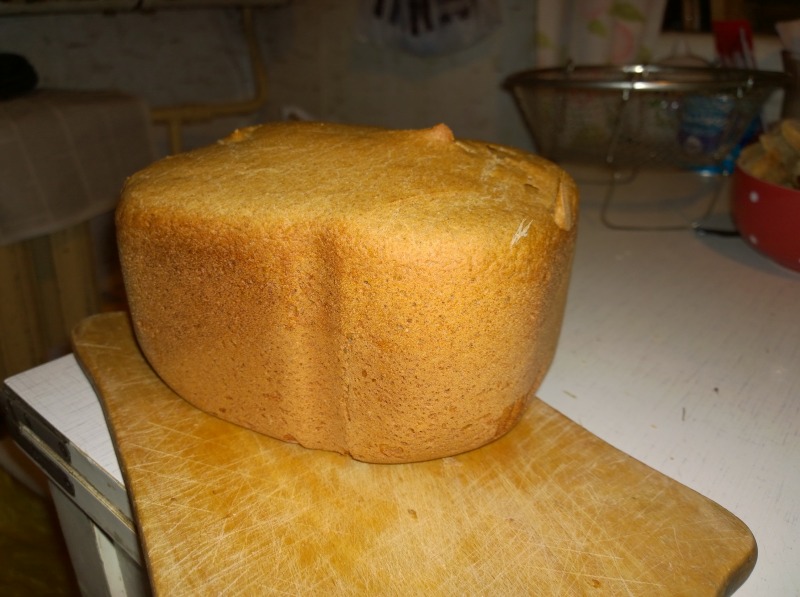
[731,166,800,273]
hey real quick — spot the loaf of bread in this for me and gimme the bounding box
[116,122,578,463]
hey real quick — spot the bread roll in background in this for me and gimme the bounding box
[116,122,579,463]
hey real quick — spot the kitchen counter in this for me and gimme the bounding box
[540,168,800,597]
[3,169,799,596]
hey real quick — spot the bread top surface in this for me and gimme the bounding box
[119,122,576,239]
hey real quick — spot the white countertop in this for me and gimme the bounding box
[539,168,800,597]
[5,169,799,596]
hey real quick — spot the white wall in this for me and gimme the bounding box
[1,3,787,158]
[0,1,538,156]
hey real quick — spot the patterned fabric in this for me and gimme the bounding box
[0,89,154,245]
[535,0,667,67]
[359,0,502,56]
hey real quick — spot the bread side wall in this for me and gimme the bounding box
[117,202,577,463]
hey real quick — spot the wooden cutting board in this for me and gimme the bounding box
[72,312,756,596]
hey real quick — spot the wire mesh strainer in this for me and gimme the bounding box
[505,64,788,172]
[506,64,788,231]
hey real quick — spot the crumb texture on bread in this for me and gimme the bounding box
[117,122,579,463]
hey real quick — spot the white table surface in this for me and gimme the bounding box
[539,168,800,597]
[5,170,799,596]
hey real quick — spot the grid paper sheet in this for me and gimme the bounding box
[4,353,123,485]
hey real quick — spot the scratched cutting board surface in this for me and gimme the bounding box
[73,312,755,596]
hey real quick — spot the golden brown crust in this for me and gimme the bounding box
[117,122,579,463]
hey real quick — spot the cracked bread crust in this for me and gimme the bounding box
[117,122,579,463]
